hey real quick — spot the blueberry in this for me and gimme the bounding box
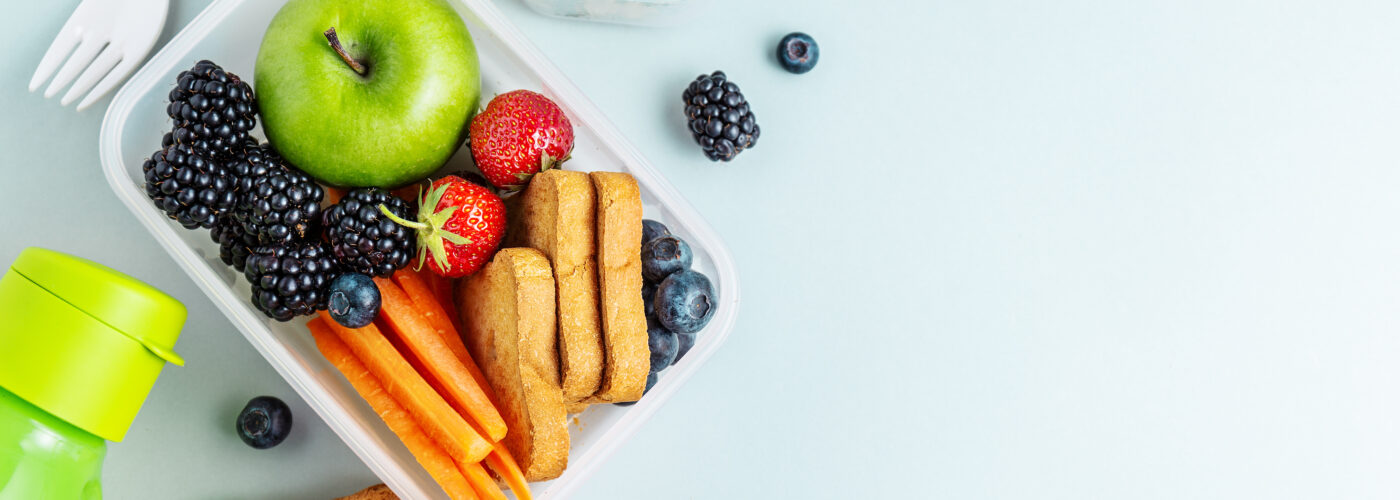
[612,373,659,407]
[641,236,692,282]
[675,330,696,363]
[327,273,380,328]
[653,270,715,334]
[777,32,819,74]
[237,396,292,449]
[641,219,670,247]
[642,281,658,318]
[648,319,678,375]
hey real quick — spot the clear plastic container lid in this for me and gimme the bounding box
[98,0,739,498]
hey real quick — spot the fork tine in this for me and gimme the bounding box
[76,56,138,112]
[29,25,80,92]
[61,45,122,107]
[45,38,105,98]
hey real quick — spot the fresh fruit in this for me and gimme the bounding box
[451,171,497,195]
[327,273,381,328]
[612,373,658,407]
[383,175,506,278]
[167,60,257,159]
[254,0,480,187]
[641,235,693,282]
[234,158,325,245]
[653,270,715,333]
[675,330,697,363]
[323,188,415,277]
[647,319,678,375]
[211,215,259,272]
[777,32,819,74]
[225,140,279,198]
[142,134,236,229]
[641,219,670,247]
[642,280,658,318]
[245,241,340,321]
[682,71,759,161]
[236,396,292,449]
[468,90,574,191]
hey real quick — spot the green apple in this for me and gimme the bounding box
[255,0,480,188]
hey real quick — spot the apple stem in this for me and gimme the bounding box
[324,27,367,76]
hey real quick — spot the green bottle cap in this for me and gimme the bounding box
[0,247,186,442]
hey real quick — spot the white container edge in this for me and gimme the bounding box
[97,0,741,498]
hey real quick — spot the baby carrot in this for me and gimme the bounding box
[375,277,507,442]
[486,443,533,500]
[392,269,497,403]
[459,460,508,500]
[317,311,492,463]
[309,318,479,500]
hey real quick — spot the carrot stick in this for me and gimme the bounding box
[317,311,492,463]
[394,269,472,365]
[394,270,481,380]
[324,186,347,205]
[375,277,508,442]
[430,272,462,331]
[395,271,533,500]
[309,318,479,500]
[459,461,509,500]
[486,443,533,500]
[393,269,495,397]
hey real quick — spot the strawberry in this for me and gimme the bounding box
[382,175,506,278]
[469,90,574,192]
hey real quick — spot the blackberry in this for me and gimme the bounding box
[323,188,415,277]
[244,241,340,321]
[142,132,236,229]
[211,215,258,272]
[166,60,257,158]
[235,158,325,246]
[225,139,279,196]
[682,71,759,162]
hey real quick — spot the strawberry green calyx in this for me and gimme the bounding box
[380,183,471,273]
[539,150,571,172]
[501,151,571,194]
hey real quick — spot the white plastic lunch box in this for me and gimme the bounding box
[97,0,739,497]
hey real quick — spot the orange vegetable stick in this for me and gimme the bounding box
[395,271,533,500]
[486,443,533,500]
[394,269,472,363]
[317,311,492,463]
[393,270,493,395]
[394,273,481,375]
[308,318,479,500]
[459,461,509,500]
[375,277,508,442]
[325,186,347,205]
[430,272,462,331]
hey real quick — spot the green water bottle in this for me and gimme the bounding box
[0,248,186,499]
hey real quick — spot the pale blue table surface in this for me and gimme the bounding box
[5,0,1400,498]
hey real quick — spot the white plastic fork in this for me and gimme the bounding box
[29,0,169,111]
